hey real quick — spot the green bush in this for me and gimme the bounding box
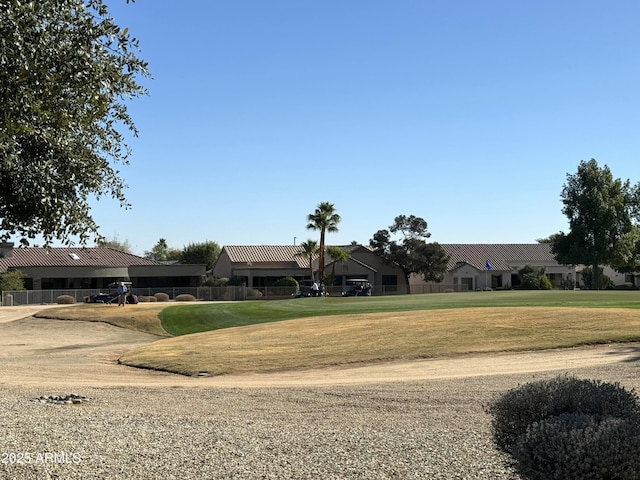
[518,265,553,290]
[512,413,640,480]
[202,277,228,287]
[539,274,552,290]
[581,266,613,290]
[154,292,170,302]
[56,295,75,304]
[175,294,196,302]
[138,295,157,302]
[488,375,640,454]
[272,276,299,296]
[0,269,25,291]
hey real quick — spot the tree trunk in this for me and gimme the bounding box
[319,231,326,283]
[592,263,600,290]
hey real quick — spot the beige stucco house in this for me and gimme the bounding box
[410,243,637,292]
[411,243,576,292]
[212,244,408,294]
[0,242,205,290]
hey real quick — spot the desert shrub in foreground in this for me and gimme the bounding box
[137,296,157,302]
[175,294,196,302]
[154,292,170,302]
[488,375,640,454]
[56,295,75,304]
[512,413,640,480]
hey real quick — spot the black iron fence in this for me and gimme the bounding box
[1,284,464,306]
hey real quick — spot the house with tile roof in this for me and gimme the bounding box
[0,242,206,290]
[408,243,637,291]
[212,244,408,294]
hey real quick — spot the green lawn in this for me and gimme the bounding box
[160,290,640,336]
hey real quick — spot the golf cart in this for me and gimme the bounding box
[342,279,372,296]
[86,281,137,304]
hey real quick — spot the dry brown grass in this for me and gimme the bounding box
[119,307,640,376]
[36,303,171,337]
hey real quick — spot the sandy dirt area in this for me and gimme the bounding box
[1,304,639,389]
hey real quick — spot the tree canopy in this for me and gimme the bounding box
[144,238,181,262]
[370,215,449,292]
[181,241,221,271]
[97,234,133,253]
[550,159,640,289]
[0,0,149,246]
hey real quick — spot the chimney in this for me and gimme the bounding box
[0,242,14,258]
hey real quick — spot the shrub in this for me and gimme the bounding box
[154,292,170,302]
[138,295,157,302]
[202,277,228,287]
[487,375,640,454]
[512,413,640,480]
[56,295,76,304]
[272,276,299,296]
[539,274,552,290]
[175,294,196,302]
[581,266,612,290]
[0,269,25,291]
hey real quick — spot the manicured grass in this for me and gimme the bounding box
[37,291,640,377]
[121,305,640,376]
[36,303,170,336]
[159,290,640,336]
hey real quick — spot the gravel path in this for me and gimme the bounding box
[1,307,639,479]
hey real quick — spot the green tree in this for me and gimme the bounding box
[325,245,350,280]
[0,0,149,246]
[144,238,181,262]
[0,269,25,291]
[295,239,319,282]
[518,265,553,290]
[306,202,341,283]
[536,233,563,244]
[550,159,638,289]
[370,215,449,293]
[609,225,640,285]
[580,266,612,290]
[97,235,133,253]
[181,241,221,271]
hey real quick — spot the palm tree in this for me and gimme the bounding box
[325,245,350,280]
[295,239,319,282]
[306,202,341,283]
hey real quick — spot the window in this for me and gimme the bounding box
[382,275,397,286]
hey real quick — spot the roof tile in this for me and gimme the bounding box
[440,243,557,271]
[0,247,161,272]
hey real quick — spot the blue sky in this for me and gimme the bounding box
[72,1,640,255]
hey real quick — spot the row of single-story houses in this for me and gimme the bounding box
[211,243,635,292]
[0,242,206,290]
[0,241,636,294]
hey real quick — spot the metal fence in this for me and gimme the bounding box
[1,284,464,306]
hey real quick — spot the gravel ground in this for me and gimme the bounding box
[2,362,639,480]
[1,308,639,479]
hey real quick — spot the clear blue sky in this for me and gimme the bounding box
[69,1,640,254]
